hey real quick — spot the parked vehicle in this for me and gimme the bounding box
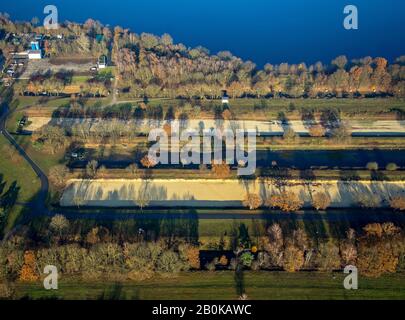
[18,116,28,127]
[68,149,87,161]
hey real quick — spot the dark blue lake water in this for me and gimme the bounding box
[1,0,405,67]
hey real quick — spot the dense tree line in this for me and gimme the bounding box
[113,30,405,99]
[0,177,20,231]
[1,14,405,99]
[206,222,405,278]
[0,220,404,296]
[0,217,200,286]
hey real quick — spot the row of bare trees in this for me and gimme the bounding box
[1,219,403,292]
[242,191,405,212]
[254,222,404,277]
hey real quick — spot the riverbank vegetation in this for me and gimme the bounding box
[1,14,405,100]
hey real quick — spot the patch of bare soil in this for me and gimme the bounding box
[49,57,96,65]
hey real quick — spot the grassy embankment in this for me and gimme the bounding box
[12,272,405,300]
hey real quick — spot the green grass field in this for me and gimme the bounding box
[0,135,40,202]
[13,272,405,300]
[98,66,115,75]
[12,135,65,175]
[12,95,111,112]
[12,96,71,110]
[0,135,40,233]
[3,205,31,234]
[71,75,92,84]
[143,97,405,120]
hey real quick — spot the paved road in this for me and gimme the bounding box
[0,104,49,213]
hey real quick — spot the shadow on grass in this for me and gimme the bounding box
[97,282,140,300]
[234,265,245,298]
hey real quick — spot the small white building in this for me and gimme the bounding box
[98,55,107,69]
[222,95,229,104]
[28,50,42,60]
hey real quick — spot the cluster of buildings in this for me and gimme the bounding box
[27,37,43,60]
[13,34,44,60]
[3,35,44,79]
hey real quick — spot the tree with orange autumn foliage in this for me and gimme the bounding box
[282,245,304,272]
[268,192,304,212]
[178,245,200,270]
[219,255,229,266]
[357,240,399,278]
[357,223,401,277]
[243,193,263,210]
[312,192,332,211]
[363,222,400,238]
[211,162,231,179]
[309,125,326,137]
[390,197,405,211]
[140,155,157,168]
[19,251,39,282]
[222,109,232,120]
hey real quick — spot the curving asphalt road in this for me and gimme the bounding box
[0,104,49,214]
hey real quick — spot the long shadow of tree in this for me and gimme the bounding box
[97,282,140,300]
[230,223,252,251]
[234,264,245,298]
[231,224,252,298]
[159,209,199,245]
[0,178,21,218]
[1,181,20,209]
[0,180,21,236]
[371,170,387,181]
[0,174,6,195]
